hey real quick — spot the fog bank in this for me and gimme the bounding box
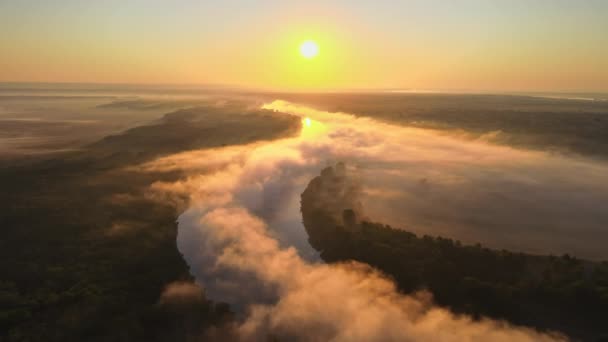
[133,100,608,340]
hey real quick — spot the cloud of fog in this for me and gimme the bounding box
[144,100,608,259]
[133,100,608,340]
[0,96,186,159]
[268,101,608,260]
[180,205,564,341]
[160,281,205,305]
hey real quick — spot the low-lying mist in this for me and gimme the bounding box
[145,100,608,258]
[136,99,608,340]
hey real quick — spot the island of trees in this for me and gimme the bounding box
[301,163,608,341]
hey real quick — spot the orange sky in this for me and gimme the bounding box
[1,1,607,92]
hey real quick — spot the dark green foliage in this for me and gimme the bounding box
[301,166,608,341]
[0,105,300,341]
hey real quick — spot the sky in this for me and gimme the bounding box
[1,0,607,92]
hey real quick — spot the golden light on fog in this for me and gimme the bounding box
[300,40,319,59]
[297,115,326,139]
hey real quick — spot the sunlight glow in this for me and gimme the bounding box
[300,40,319,59]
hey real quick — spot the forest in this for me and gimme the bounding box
[301,164,608,341]
[0,103,299,341]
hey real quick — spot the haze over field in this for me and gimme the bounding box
[2,1,608,341]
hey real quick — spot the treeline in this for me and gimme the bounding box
[301,165,608,341]
[0,105,299,341]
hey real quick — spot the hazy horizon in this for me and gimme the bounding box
[2,81,608,98]
[3,2,608,341]
[2,1,607,91]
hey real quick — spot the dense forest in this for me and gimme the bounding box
[0,104,299,341]
[301,164,608,341]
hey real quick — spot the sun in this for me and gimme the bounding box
[300,40,319,59]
